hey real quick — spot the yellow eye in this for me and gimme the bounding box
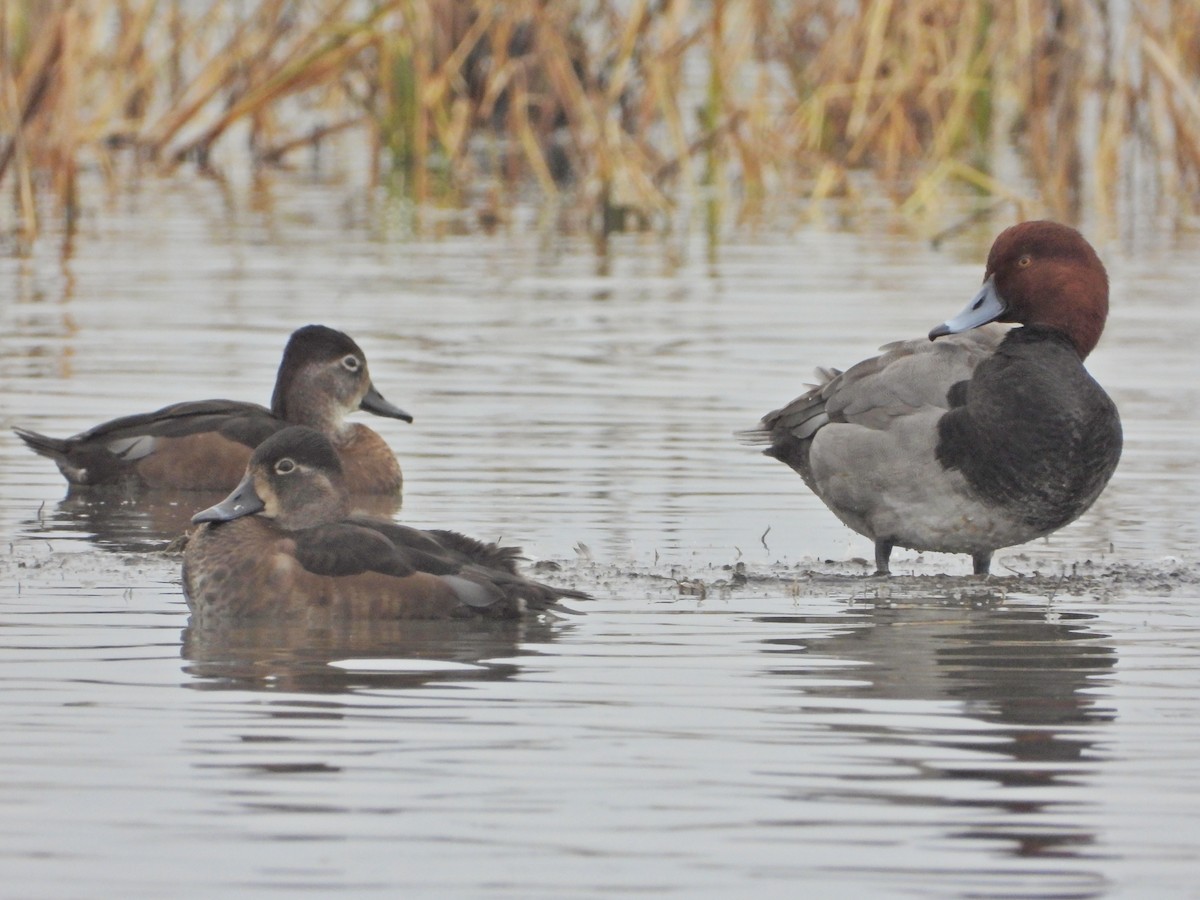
[274,458,296,475]
[1018,254,1032,268]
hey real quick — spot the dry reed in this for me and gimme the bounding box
[3,0,1200,241]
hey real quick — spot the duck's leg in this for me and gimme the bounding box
[874,540,893,575]
[971,550,992,575]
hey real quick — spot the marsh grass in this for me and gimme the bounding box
[3,0,1200,241]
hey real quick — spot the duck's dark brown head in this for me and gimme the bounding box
[271,325,412,434]
[192,426,350,530]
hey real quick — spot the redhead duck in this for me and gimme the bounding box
[745,220,1122,575]
[183,426,590,621]
[13,325,412,496]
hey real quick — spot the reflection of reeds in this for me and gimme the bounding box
[3,1,1200,239]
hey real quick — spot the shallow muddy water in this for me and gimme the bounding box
[2,180,1199,897]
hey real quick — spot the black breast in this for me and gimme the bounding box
[935,326,1122,533]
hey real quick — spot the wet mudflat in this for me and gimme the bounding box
[1,180,1199,897]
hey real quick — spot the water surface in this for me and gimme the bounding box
[2,180,1199,897]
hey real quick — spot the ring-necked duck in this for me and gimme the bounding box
[14,325,411,495]
[183,426,590,621]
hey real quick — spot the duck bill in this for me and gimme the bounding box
[192,473,266,524]
[359,383,413,423]
[929,276,1007,340]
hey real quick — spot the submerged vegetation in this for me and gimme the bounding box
[3,0,1200,239]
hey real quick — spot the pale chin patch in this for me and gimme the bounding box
[256,473,280,519]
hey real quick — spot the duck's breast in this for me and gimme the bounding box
[183,518,301,618]
[337,424,403,496]
[935,325,1122,535]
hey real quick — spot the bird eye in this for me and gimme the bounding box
[274,458,296,475]
[341,355,361,372]
[1018,255,1032,268]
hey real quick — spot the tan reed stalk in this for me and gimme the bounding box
[3,0,1200,237]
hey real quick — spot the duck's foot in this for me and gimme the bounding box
[874,540,894,576]
[972,551,993,575]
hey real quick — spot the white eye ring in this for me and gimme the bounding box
[275,457,297,475]
[341,355,362,372]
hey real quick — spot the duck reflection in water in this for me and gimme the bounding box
[760,596,1116,859]
[181,616,564,694]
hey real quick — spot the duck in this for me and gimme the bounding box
[744,220,1122,575]
[182,425,591,621]
[13,325,412,496]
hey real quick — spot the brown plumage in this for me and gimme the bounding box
[13,325,412,496]
[183,426,590,622]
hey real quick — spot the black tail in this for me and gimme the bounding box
[509,576,592,613]
[533,580,592,603]
[12,427,69,461]
[735,422,773,447]
[480,560,593,609]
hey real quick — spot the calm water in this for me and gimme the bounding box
[2,179,1199,897]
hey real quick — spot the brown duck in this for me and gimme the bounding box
[183,426,590,622]
[14,325,412,496]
